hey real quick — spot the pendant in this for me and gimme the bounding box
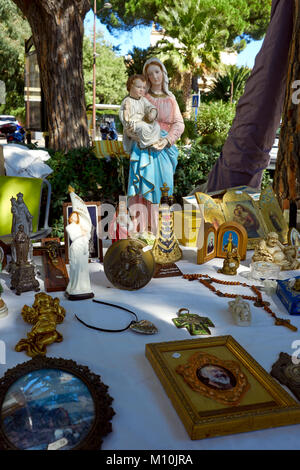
[129,320,158,335]
[172,308,215,336]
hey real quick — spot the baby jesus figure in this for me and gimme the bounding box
[120,74,161,152]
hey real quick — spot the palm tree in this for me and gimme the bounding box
[205,65,251,103]
[154,0,245,115]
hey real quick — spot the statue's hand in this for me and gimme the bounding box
[152,137,168,151]
[68,185,75,193]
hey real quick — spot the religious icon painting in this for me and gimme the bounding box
[216,221,247,260]
[222,190,268,249]
[259,185,289,244]
[197,223,217,264]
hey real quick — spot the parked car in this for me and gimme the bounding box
[0,115,19,137]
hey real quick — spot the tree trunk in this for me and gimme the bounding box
[273,0,300,207]
[13,0,91,151]
[181,71,192,119]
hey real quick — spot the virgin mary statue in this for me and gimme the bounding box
[65,187,94,300]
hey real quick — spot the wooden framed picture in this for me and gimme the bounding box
[222,190,268,249]
[145,336,300,441]
[216,221,248,260]
[259,185,289,244]
[197,223,217,264]
[63,201,103,264]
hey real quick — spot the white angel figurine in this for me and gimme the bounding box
[65,186,94,300]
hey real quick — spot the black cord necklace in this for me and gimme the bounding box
[75,299,158,335]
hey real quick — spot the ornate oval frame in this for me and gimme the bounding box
[0,356,115,450]
[176,351,250,406]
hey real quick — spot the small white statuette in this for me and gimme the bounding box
[228,296,251,327]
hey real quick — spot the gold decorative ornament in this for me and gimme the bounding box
[176,351,250,406]
[104,238,155,290]
[15,292,66,357]
[217,248,241,275]
[152,183,182,264]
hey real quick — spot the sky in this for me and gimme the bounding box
[84,10,264,69]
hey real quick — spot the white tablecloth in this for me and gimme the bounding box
[1,246,300,450]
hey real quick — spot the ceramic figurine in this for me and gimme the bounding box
[120,74,161,153]
[65,187,94,300]
[218,248,240,275]
[228,296,251,326]
[11,192,33,236]
[252,232,300,270]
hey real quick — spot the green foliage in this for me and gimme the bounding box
[0,0,31,115]
[261,169,272,190]
[174,141,220,201]
[98,0,271,43]
[0,282,3,293]
[47,147,129,231]
[203,64,251,103]
[82,34,127,106]
[196,101,236,147]
[180,119,198,143]
[124,46,157,76]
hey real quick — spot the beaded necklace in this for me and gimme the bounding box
[183,274,297,332]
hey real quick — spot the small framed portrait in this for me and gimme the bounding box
[197,223,217,264]
[216,221,247,260]
[63,201,103,264]
[146,336,300,440]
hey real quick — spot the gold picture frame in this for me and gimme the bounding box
[145,335,300,440]
[222,190,268,249]
[195,193,225,230]
[259,185,289,244]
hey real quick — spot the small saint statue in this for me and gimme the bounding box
[228,296,251,326]
[10,193,34,267]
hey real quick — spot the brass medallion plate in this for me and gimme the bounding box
[104,239,155,290]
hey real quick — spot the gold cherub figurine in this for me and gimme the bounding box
[15,292,66,357]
